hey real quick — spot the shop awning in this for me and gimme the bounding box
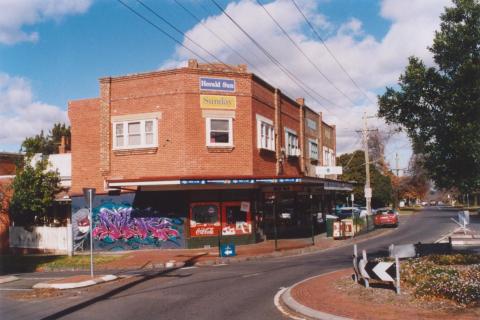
[106,176,353,192]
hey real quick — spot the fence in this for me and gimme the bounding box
[9,225,73,254]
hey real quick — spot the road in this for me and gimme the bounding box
[0,207,471,320]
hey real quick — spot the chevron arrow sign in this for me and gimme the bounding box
[362,261,396,282]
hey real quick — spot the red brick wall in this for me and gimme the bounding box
[279,97,301,176]
[69,98,104,194]
[0,179,12,253]
[252,81,276,176]
[69,64,337,193]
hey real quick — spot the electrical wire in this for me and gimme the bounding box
[210,0,340,110]
[173,0,269,81]
[135,0,232,70]
[117,0,213,66]
[255,0,357,107]
[291,0,377,106]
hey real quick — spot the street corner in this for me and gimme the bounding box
[277,270,353,320]
[279,265,480,320]
[33,274,118,290]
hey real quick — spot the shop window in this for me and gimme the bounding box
[225,205,247,225]
[113,119,157,150]
[191,204,219,224]
[206,117,233,147]
[285,128,300,157]
[309,139,318,160]
[256,115,275,151]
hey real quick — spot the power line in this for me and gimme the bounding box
[255,0,356,107]
[116,0,212,66]
[291,0,376,106]
[210,0,339,110]
[173,0,269,81]
[135,0,232,70]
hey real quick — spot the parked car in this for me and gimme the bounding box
[337,207,360,220]
[374,208,399,227]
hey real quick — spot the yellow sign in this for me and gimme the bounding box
[200,95,236,110]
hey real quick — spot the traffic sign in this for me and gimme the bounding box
[220,243,236,257]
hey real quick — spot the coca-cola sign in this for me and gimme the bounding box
[195,227,215,236]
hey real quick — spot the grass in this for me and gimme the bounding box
[0,254,122,274]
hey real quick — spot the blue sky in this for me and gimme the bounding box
[0,0,452,170]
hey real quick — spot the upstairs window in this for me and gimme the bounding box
[113,119,157,150]
[285,128,300,157]
[309,139,319,160]
[256,115,275,151]
[206,118,233,147]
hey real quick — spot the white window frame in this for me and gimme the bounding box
[284,127,300,157]
[256,114,275,151]
[308,139,319,160]
[206,117,233,147]
[323,147,335,166]
[112,119,158,150]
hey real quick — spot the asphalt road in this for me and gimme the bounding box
[0,207,471,320]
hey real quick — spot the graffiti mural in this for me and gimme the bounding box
[72,194,185,251]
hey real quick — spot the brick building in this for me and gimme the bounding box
[68,60,351,252]
[0,152,23,253]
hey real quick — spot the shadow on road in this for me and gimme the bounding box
[38,253,207,320]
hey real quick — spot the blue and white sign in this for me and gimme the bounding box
[220,243,236,257]
[200,77,236,92]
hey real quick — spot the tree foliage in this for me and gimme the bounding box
[20,123,70,157]
[378,0,480,193]
[9,158,62,227]
[337,150,393,208]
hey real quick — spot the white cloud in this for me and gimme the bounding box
[0,0,93,45]
[164,0,451,169]
[0,73,68,150]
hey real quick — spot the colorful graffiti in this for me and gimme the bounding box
[72,197,184,251]
[93,202,182,249]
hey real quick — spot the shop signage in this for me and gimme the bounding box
[200,77,235,92]
[315,166,343,175]
[240,201,250,212]
[200,95,236,110]
[324,181,353,191]
[180,178,302,185]
[364,187,372,198]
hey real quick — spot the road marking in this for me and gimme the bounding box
[212,263,228,267]
[18,277,62,280]
[273,287,306,320]
[0,288,33,291]
[241,272,261,278]
[180,266,198,270]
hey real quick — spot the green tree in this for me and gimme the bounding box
[337,150,393,207]
[378,0,480,193]
[20,123,70,156]
[9,157,62,227]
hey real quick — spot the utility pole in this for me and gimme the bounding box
[363,112,372,216]
[395,152,400,208]
[395,153,400,176]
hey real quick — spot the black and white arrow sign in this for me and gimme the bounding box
[361,261,396,282]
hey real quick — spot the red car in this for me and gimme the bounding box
[374,209,399,227]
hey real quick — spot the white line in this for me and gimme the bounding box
[241,272,261,278]
[274,287,306,320]
[19,277,62,280]
[180,266,198,270]
[0,288,33,291]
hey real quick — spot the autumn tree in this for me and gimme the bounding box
[337,150,393,208]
